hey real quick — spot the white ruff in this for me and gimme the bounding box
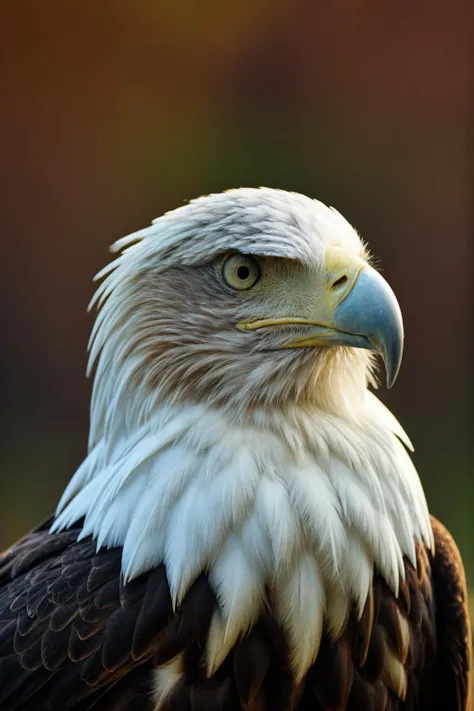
[53,393,432,680]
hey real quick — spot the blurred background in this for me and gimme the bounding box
[0,0,472,599]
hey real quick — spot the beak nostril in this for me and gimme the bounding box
[331,275,348,290]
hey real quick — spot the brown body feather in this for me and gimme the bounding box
[0,516,470,711]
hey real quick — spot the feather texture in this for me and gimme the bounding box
[1,188,470,708]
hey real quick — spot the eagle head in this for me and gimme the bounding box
[87,188,403,428]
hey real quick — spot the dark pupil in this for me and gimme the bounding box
[237,265,250,280]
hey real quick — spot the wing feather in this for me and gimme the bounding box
[429,515,472,711]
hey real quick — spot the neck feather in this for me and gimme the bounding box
[52,393,432,678]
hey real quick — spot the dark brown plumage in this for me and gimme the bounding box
[0,515,470,710]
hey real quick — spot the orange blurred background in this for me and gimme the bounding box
[0,1,472,584]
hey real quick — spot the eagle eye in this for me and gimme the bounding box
[222,254,261,291]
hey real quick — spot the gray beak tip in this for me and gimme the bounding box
[381,336,404,389]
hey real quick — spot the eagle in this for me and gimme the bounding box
[0,188,471,711]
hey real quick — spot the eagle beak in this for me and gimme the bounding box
[239,247,404,388]
[321,254,404,388]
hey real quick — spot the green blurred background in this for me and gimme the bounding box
[0,1,472,595]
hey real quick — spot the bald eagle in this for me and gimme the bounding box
[0,188,471,710]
